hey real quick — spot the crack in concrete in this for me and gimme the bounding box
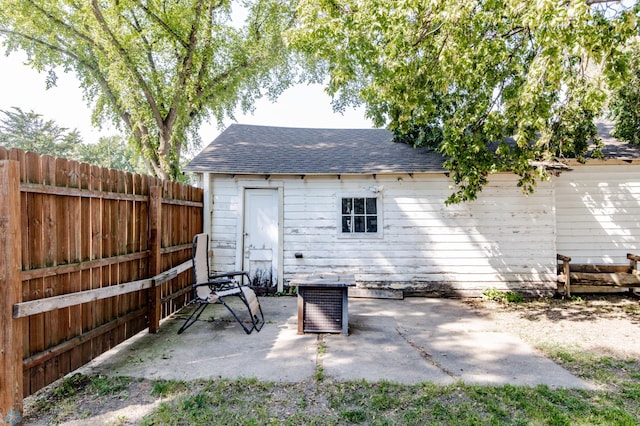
[395,327,458,378]
[315,334,325,368]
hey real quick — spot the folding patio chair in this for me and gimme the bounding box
[177,233,265,334]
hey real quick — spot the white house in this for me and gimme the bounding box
[185,123,640,297]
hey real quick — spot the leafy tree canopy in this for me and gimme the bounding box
[0,107,145,173]
[0,106,81,157]
[0,0,298,181]
[75,135,148,174]
[289,0,639,203]
[610,42,640,145]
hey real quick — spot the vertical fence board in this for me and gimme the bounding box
[148,186,162,333]
[16,151,31,398]
[68,161,84,371]
[124,172,135,338]
[141,175,152,330]
[55,158,71,377]
[0,160,24,424]
[132,174,143,332]
[42,155,60,388]
[26,152,45,395]
[115,170,126,344]
[79,164,92,365]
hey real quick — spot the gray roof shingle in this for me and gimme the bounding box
[594,121,640,160]
[184,124,446,174]
[185,122,640,175]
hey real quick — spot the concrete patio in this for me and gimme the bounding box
[81,296,589,389]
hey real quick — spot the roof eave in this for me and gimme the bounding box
[563,158,640,166]
[184,170,447,177]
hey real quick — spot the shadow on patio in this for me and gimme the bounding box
[81,296,588,389]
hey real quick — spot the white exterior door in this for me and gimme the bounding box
[243,189,279,290]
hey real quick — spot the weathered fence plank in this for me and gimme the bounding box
[42,155,59,390]
[148,186,163,334]
[20,251,149,281]
[0,160,24,424]
[0,147,203,407]
[25,151,46,395]
[13,261,189,318]
[54,157,72,377]
[14,279,153,318]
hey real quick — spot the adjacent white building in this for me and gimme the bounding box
[185,123,640,297]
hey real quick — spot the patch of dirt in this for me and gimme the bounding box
[463,294,640,360]
[23,378,160,426]
[22,294,640,425]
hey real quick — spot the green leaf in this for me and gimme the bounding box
[289,0,639,202]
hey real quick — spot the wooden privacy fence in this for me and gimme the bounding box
[0,147,203,424]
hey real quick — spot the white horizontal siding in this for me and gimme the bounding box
[206,173,556,295]
[209,178,242,271]
[287,174,555,293]
[555,165,640,264]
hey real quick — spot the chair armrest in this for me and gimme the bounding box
[557,254,571,262]
[210,271,249,278]
[209,271,250,284]
[193,278,234,288]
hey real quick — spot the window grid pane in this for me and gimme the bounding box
[342,217,351,233]
[342,198,352,215]
[342,197,378,234]
[366,198,377,214]
[354,198,365,214]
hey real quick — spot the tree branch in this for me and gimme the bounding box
[90,0,164,134]
[0,29,80,62]
[195,55,264,106]
[127,10,160,94]
[194,1,216,98]
[139,1,189,48]
[414,22,443,47]
[586,0,620,4]
[164,0,205,136]
[24,0,94,46]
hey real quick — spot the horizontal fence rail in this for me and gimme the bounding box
[13,260,191,319]
[0,146,203,423]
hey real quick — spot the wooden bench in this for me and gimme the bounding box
[557,253,640,297]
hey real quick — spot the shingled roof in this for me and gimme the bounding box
[593,122,640,160]
[185,122,640,175]
[184,124,446,175]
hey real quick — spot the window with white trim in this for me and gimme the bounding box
[341,196,379,234]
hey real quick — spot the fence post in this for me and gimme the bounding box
[0,161,24,426]
[148,186,162,334]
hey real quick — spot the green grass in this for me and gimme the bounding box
[541,343,640,389]
[135,379,639,425]
[482,287,524,303]
[89,375,132,397]
[49,374,132,399]
[150,379,190,398]
[24,360,640,426]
